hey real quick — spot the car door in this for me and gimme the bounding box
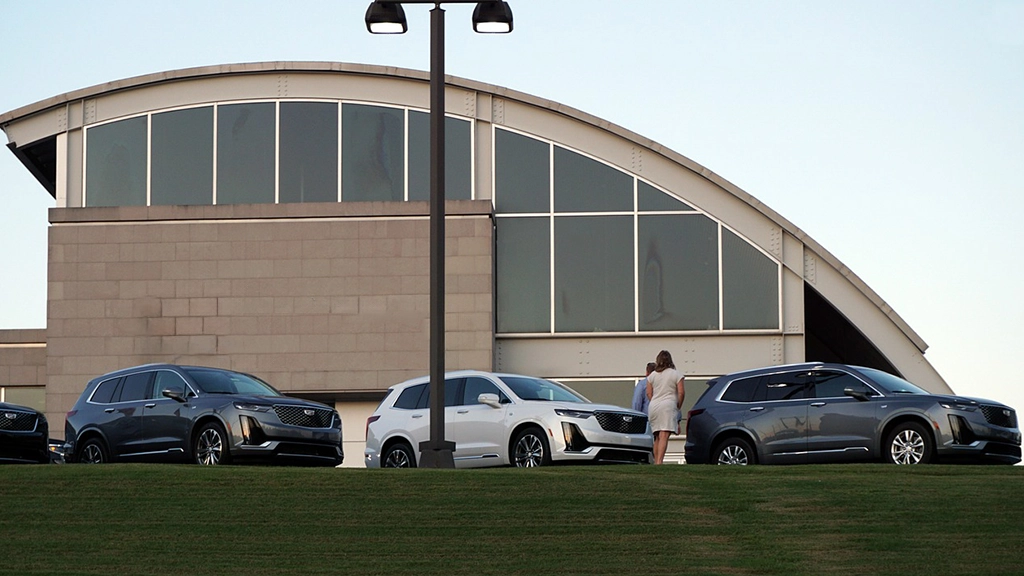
[742,371,811,464]
[450,376,508,468]
[805,370,880,462]
[407,379,460,464]
[107,371,154,459]
[141,369,191,460]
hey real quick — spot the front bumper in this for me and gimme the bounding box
[554,418,653,464]
[0,430,50,464]
[231,414,344,466]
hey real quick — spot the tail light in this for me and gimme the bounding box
[685,408,705,437]
[66,410,77,419]
[365,415,381,438]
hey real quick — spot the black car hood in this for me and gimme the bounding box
[228,394,331,409]
[925,394,1010,408]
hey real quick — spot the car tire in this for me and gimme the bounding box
[79,438,108,464]
[512,427,551,468]
[194,422,231,466]
[382,442,416,468]
[712,437,755,465]
[885,421,932,465]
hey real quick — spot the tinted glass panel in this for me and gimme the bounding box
[217,103,275,205]
[638,214,719,330]
[814,371,877,398]
[2,387,45,411]
[494,129,549,213]
[151,107,213,206]
[721,376,762,403]
[86,117,147,207]
[638,181,694,211]
[279,102,338,203]
[496,217,550,333]
[118,373,154,403]
[555,215,633,332]
[765,372,811,401]
[90,378,121,404]
[342,104,404,202]
[395,383,427,409]
[463,377,503,405]
[185,368,281,396]
[416,379,463,409]
[501,376,586,402]
[554,147,632,212]
[408,111,472,201]
[723,229,779,329]
[153,371,187,397]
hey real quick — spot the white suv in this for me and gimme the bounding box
[364,370,653,468]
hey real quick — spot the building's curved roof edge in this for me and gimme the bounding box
[0,60,927,352]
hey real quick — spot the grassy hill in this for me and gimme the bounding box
[1,464,1022,575]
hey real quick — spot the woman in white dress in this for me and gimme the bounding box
[645,350,685,465]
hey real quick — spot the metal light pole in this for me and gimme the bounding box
[365,1,513,468]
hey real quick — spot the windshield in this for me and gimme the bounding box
[501,376,586,403]
[856,367,929,395]
[185,368,282,396]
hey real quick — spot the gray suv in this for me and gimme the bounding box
[685,363,1021,465]
[65,364,343,466]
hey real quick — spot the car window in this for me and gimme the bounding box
[462,377,508,405]
[90,377,121,404]
[501,376,585,402]
[415,379,464,409]
[721,376,762,403]
[185,368,281,396]
[763,372,810,401]
[153,370,187,398]
[813,371,876,399]
[118,372,154,402]
[855,367,929,395]
[394,384,427,409]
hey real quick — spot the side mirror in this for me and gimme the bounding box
[478,393,502,408]
[163,388,187,403]
[844,388,870,402]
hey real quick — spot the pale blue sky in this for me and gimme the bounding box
[1,1,1021,409]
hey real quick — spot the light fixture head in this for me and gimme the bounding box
[365,1,408,34]
[472,1,513,34]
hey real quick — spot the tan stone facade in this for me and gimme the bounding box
[43,200,494,428]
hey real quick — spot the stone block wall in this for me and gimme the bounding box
[44,201,494,428]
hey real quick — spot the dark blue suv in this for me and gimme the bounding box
[685,363,1021,465]
[65,364,343,466]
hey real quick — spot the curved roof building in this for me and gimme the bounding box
[0,62,951,459]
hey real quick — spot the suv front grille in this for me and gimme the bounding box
[980,405,1017,429]
[0,410,38,432]
[273,405,334,428]
[594,411,647,434]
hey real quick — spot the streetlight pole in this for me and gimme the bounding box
[365,1,512,468]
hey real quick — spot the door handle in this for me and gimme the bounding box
[104,408,115,413]
[145,403,156,408]
[749,407,764,412]
[412,414,423,418]
[811,402,825,407]
[457,409,469,414]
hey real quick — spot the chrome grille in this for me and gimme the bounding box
[273,405,333,428]
[980,405,1017,429]
[594,411,647,434]
[0,410,38,432]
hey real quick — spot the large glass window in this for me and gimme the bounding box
[638,180,693,211]
[408,111,472,201]
[494,129,549,213]
[151,107,213,206]
[217,103,275,205]
[554,147,632,213]
[722,228,779,329]
[279,102,338,203]
[496,217,550,333]
[86,117,147,207]
[638,214,719,330]
[555,215,633,332]
[342,104,404,202]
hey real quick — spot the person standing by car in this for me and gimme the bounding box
[631,362,656,415]
[646,350,685,464]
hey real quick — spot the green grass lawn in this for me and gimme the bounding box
[1,464,1022,575]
